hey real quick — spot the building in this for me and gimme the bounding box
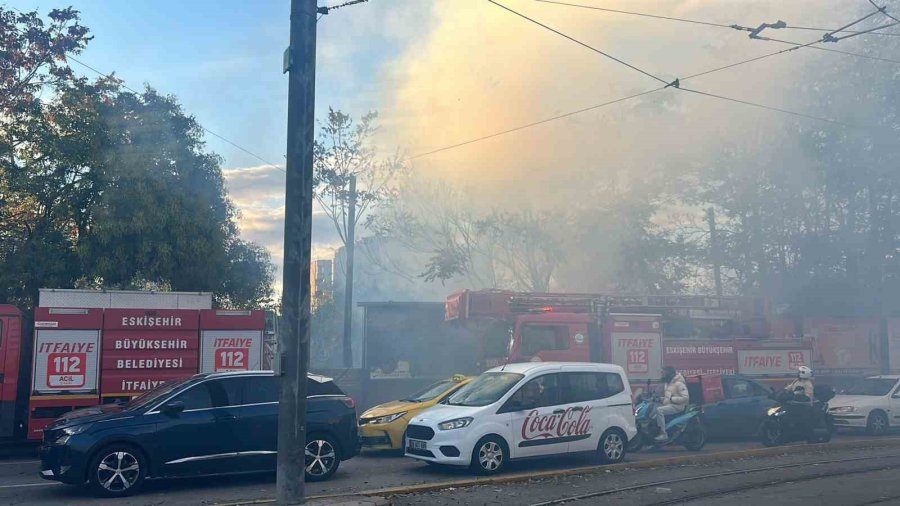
[311,258,333,309]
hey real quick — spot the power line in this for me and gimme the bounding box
[535,0,900,37]
[410,88,666,159]
[5,8,284,174]
[679,87,852,127]
[488,0,671,86]
[757,35,900,64]
[410,1,873,159]
[65,54,285,173]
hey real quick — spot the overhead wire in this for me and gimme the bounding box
[487,0,671,86]
[6,6,285,174]
[409,88,667,159]
[411,0,883,158]
[534,0,900,37]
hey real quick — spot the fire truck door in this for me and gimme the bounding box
[517,323,588,363]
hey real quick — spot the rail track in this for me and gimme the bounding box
[529,453,900,506]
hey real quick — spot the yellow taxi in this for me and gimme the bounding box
[359,374,473,451]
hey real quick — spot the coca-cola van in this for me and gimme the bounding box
[404,362,636,475]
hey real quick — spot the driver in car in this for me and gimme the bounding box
[520,379,543,407]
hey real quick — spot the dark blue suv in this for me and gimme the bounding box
[39,371,359,497]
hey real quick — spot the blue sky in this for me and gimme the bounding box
[16,0,422,168]
[15,0,434,281]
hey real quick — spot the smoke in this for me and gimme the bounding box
[379,0,870,205]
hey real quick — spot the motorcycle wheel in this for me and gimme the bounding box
[760,420,783,447]
[627,433,644,452]
[683,419,706,451]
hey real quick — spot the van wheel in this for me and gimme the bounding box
[470,436,508,475]
[87,444,147,498]
[598,429,627,464]
[305,434,341,481]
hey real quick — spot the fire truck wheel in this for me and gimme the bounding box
[597,429,627,464]
[305,433,341,481]
[87,444,147,498]
[470,435,508,475]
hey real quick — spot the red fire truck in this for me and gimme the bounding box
[0,290,267,441]
[445,290,813,387]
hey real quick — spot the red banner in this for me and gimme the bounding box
[663,340,738,376]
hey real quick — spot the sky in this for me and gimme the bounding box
[14,0,891,293]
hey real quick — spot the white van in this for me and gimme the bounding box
[404,362,636,475]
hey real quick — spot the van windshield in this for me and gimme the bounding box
[447,372,523,407]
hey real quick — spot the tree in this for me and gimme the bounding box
[313,109,405,249]
[0,7,273,310]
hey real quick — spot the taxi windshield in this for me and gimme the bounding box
[402,380,459,403]
[447,372,524,407]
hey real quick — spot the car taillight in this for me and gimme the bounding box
[343,397,356,409]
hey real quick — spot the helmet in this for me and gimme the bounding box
[798,366,812,379]
[661,366,677,383]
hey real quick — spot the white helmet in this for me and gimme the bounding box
[798,366,813,379]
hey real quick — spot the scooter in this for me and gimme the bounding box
[628,390,706,452]
[759,385,835,447]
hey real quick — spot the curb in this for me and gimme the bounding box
[214,437,900,505]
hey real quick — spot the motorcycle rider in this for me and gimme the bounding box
[785,366,814,400]
[655,366,689,442]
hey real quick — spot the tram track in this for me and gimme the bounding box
[529,453,900,506]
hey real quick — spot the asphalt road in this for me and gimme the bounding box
[0,434,886,506]
[394,442,900,506]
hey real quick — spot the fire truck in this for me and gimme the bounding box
[445,290,813,387]
[0,289,268,441]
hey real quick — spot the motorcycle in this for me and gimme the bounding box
[759,385,835,447]
[628,390,706,452]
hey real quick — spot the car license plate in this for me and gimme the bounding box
[408,439,427,451]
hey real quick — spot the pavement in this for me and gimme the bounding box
[0,433,891,505]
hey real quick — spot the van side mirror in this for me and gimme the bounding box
[161,401,185,416]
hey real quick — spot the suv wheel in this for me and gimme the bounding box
[470,436,508,475]
[88,445,147,498]
[305,434,341,481]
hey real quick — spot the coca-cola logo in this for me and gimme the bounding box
[521,406,593,441]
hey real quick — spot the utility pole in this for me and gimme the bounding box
[277,0,316,503]
[343,174,357,368]
[707,207,723,297]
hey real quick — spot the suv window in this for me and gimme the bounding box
[244,376,279,404]
[308,378,343,396]
[564,372,625,403]
[521,325,569,356]
[173,383,214,410]
[216,377,245,406]
[507,373,560,409]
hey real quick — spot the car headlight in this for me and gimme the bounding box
[767,407,780,416]
[830,406,856,414]
[438,417,473,431]
[372,412,407,424]
[55,424,91,445]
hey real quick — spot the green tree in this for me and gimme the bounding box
[0,7,273,310]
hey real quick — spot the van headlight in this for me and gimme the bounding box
[767,407,780,416]
[371,412,407,424]
[438,417,473,431]
[830,406,856,414]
